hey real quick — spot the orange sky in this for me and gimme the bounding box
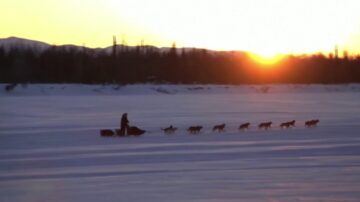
[1,0,360,56]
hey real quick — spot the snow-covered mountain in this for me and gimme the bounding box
[0,37,161,54]
[0,36,216,55]
[0,37,51,52]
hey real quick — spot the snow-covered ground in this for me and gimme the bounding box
[1,84,360,202]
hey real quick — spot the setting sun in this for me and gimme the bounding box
[248,52,286,66]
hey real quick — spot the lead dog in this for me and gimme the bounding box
[305,119,320,127]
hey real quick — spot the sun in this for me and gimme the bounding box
[248,52,285,66]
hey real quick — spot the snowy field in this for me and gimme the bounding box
[1,84,360,202]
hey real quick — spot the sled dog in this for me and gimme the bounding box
[162,125,178,134]
[239,122,250,130]
[188,126,203,134]
[213,123,226,132]
[305,119,319,127]
[258,122,272,130]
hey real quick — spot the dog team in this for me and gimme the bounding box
[100,113,319,137]
[163,119,320,135]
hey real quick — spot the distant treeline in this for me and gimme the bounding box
[1,44,360,84]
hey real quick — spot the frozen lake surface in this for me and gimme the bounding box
[1,84,360,202]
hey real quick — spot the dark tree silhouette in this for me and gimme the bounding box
[0,44,359,84]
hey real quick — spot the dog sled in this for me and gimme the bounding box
[127,126,146,136]
[100,126,146,137]
[100,129,115,137]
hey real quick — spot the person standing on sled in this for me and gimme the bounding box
[120,113,129,135]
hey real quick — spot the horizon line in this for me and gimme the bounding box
[0,35,357,57]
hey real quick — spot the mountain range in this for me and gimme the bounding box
[0,36,211,54]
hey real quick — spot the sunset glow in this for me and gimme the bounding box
[248,53,286,66]
[1,0,360,56]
